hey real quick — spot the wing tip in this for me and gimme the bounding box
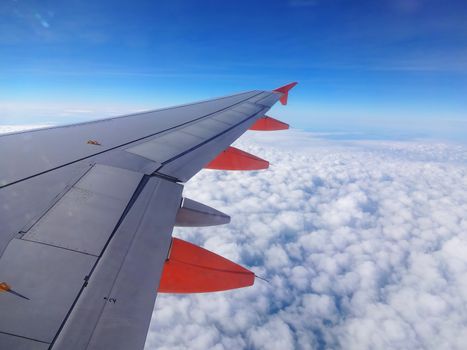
[273,82,298,105]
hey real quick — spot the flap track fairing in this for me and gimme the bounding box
[205,146,269,171]
[158,238,254,293]
[175,198,230,227]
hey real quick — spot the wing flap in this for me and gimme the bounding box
[22,164,142,256]
[159,238,254,293]
[0,239,96,343]
[52,177,182,350]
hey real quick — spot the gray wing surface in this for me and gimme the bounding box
[0,88,281,349]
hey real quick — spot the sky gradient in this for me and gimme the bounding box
[1,0,466,140]
[2,3,467,349]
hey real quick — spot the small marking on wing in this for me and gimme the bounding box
[87,140,102,146]
[0,281,30,300]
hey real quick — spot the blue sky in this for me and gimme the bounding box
[1,0,466,140]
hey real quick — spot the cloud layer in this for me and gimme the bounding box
[0,124,52,134]
[145,130,467,350]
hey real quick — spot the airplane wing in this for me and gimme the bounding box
[0,82,297,350]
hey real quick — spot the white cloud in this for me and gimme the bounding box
[0,101,149,124]
[145,130,467,350]
[0,124,52,134]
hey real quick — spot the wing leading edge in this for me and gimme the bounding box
[0,82,297,349]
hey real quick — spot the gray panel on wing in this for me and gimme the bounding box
[92,149,161,175]
[181,118,232,138]
[212,109,247,125]
[0,333,48,350]
[231,102,263,116]
[255,93,280,107]
[52,178,183,350]
[74,163,142,201]
[245,91,272,103]
[125,131,203,163]
[22,164,142,256]
[0,239,95,343]
[86,178,182,350]
[0,162,91,256]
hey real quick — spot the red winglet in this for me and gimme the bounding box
[250,116,289,131]
[273,82,298,105]
[205,146,269,171]
[158,238,254,293]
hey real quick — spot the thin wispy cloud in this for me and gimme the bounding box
[0,124,52,135]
